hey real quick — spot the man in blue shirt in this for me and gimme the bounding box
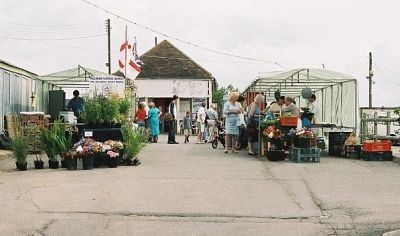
[67,90,84,117]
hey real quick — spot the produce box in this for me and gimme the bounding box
[344,144,362,159]
[280,117,298,127]
[266,150,285,161]
[362,151,393,161]
[363,141,391,152]
[294,137,311,148]
[289,147,321,163]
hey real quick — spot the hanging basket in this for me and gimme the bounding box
[301,88,312,99]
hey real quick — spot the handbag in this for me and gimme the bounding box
[246,125,258,141]
[248,116,258,127]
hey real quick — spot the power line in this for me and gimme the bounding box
[0,26,104,33]
[141,55,266,64]
[0,21,100,27]
[1,39,104,55]
[80,0,287,69]
[0,21,105,37]
[0,34,107,41]
[98,5,379,49]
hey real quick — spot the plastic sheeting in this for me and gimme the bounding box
[243,68,358,130]
[38,65,113,88]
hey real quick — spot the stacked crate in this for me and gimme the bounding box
[362,141,393,161]
[328,132,351,157]
[289,146,321,163]
[344,144,362,159]
[20,113,45,127]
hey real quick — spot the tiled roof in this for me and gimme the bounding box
[137,40,214,80]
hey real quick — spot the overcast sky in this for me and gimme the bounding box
[0,0,399,106]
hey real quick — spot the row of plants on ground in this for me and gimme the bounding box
[12,119,148,171]
[82,94,130,127]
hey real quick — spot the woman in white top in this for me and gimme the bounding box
[196,102,206,144]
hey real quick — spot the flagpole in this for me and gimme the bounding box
[124,25,127,82]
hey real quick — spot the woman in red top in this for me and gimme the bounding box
[135,103,147,127]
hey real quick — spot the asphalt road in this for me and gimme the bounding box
[1,136,400,235]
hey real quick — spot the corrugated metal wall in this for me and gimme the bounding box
[0,67,53,134]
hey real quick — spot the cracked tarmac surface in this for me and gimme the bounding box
[1,137,400,235]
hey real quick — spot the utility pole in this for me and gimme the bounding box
[106,19,111,74]
[368,52,373,108]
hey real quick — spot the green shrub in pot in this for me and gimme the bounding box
[12,135,28,170]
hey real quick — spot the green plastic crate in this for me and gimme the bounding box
[289,147,321,163]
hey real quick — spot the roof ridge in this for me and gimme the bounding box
[139,40,214,79]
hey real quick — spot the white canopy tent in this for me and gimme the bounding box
[243,68,358,131]
[38,65,116,89]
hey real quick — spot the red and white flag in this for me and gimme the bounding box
[118,37,142,80]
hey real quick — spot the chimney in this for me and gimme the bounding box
[155,37,158,46]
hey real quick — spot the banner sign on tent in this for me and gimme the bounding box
[89,77,125,97]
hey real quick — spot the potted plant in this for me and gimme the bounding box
[39,120,66,169]
[117,98,131,126]
[106,150,120,168]
[75,138,102,170]
[82,97,102,128]
[64,151,78,170]
[54,133,75,170]
[293,129,315,148]
[12,135,28,171]
[25,124,44,169]
[119,98,130,115]
[100,94,120,128]
[39,128,59,169]
[104,140,124,162]
[122,124,146,166]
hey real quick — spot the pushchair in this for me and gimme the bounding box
[211,121,226,148]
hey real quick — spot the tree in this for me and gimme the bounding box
[212,84,239,113]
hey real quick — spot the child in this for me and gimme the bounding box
[183,111,192,143]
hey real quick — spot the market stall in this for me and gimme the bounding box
[243,68,358,161]
[10,65,146,171]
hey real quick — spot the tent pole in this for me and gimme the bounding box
[340,83,343,127]
[354,80,358,134]
[321,89,324,122]
[331,86,333,124]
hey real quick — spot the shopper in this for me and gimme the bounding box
[307,94,320,124]
[206,104,218,142]
[196,102,206,144]
[183,111,192,143]
[223,92,242,154]
[202,107,208,143]
[134,103,147,128]
[267,96,283,114]
[247,94,265,155]
[237,95,247,150]
[67,90,84,118]
[281,97,299,117]
[148,102,161,143]
[167,95,179,144]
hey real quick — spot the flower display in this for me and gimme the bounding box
[104,140,124,151]
[73,138,104,156]
[107,150,120,158]
[288,128,315,138]
[262,125,283,139]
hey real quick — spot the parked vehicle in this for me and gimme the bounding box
[211,122,226,149]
